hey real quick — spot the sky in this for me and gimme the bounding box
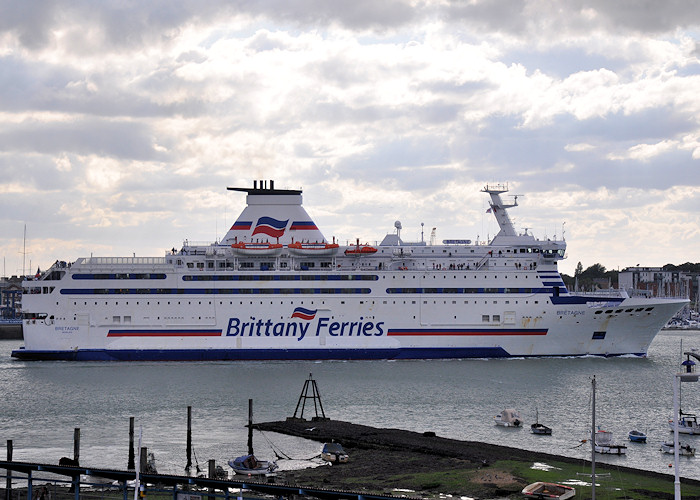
[1,0,700,277]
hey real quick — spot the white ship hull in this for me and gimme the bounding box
[14,181,687,361]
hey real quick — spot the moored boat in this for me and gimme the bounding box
[531,422,552,435]
[495,408,522,427]
[228,454,278,475]
[320,442,349,463]
[661,441,695,456]
[531,408,552,435]
[628,429,647,443]
[595,430,627,455]
[522,481,575,499]
[669,412,700,435]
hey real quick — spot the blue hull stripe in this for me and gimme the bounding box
[550,296,625,305]
[12,347,511,361]
[11,346,646,361]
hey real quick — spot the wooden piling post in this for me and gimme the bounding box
[140,447,148,474]
[5,440,12,500]
[208,459,215,478]
[207,460,216,500]
[247,399,253,456]
[73,428,80,464]
[128,417,135,471]
[186,406,192,472]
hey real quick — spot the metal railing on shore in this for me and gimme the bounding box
[0,461,419,500]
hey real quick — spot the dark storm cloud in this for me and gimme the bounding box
[0,119,166,161]
[0,0,418,54]
[443,0,700,36]
[463,109,700,192]
[0,55,208,118]
[333,135,456,192]
[2,1,695,59]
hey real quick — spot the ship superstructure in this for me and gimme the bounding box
[14,181,687,361]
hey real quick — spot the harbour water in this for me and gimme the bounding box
[1,330,700,481]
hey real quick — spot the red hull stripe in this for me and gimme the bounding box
[108,329,222,337]
[387,329,547,336]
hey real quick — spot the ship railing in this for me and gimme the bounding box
[76,257,167,267]
[576,287,688,300]
[572,288,629,298]
[475,252,491,270]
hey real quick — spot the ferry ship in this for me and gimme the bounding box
[13,181,687,361]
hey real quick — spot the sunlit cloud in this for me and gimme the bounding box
[0,0,699,276]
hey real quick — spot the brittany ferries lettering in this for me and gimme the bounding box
[225,314,385,340]
[14,180,686,361]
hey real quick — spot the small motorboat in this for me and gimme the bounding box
[628,429,647,443]
[522,481,575,499]
[321,442,349,463]
[531,408,552,435]
[669,412,700,435]
[594,430,627,455]
[494,408,522,427]
[228,454,278,475]
[661,441,696,456]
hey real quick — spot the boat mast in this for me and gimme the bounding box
[679,339,684,417]
[591,375,596,500]
[22,224,26,278]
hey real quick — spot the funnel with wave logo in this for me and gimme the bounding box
[252,217,289,238]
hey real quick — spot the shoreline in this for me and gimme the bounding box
[256,419,700,499]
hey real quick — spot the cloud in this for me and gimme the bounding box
[0,1,699,277]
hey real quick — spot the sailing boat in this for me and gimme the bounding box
[592,378,627,455]
[579,375,611,499]
[228,400,278,475]
[530,407,552,435]
[669,351,700,434]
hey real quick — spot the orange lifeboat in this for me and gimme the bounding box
[231,242,283,256]
[344,241,378,255]
[287,241,340,256]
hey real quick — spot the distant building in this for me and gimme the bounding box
[619,267,696,302]
[0,276,23,321]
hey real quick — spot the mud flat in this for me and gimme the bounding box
[256,419,700,499]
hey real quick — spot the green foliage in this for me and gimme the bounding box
[500,458,700,500]
[663,262,700,273]
[562,263,617,291]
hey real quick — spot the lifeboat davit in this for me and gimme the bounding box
[231,242,283,256]
[287,241,340,256]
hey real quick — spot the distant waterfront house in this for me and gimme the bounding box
[0,276,23,320]
[619,266,696,302]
